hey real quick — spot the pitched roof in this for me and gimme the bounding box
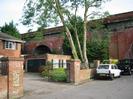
[0,32,24,43]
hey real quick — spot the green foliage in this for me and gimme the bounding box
[63,16,83,56]
[0,21,20,38]
[41,67,67,82]
[22,0,109,27]
[41,66,51,77]
[22,0,60,27]
[41,61,53,77]
[23,33,32,41]
[87,40,109,61]
[32,31,44,41]
[64,16,110,61]
[49,68,67,82]
[63,36,72,55]
[86,19,110,61]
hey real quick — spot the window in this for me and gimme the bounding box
[114,65,118,69]
[98,65,109,69]
[4,41,16,50]
[111,65,115,69]
[0,62,8,75]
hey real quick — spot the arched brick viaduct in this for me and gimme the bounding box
[21,11,133,60]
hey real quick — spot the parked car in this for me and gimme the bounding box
[117,59,133,75]
[96,64,121,80]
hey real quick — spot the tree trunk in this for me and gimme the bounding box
[83,20,89,66]
[83,2,89,66]
[74,29,84,62]
[55,0,79,59]
[65,27,79,59]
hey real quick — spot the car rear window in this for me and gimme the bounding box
[98,65,109,69]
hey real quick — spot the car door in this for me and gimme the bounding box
[112,65,120,77]
[113,65,120,77]
[111,65,116,77]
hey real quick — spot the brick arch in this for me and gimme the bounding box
[34,45,52,55]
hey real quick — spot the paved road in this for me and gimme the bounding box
[21,73,133,99]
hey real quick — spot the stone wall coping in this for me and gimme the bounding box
[46,53,71,58]
[0,57,24,61]
[67,59,81,62]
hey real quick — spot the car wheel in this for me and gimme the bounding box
[94,74,99,80]
[128,70,132,75]
[118,74,121,78]
[118,72,121,78]
[110,74,114,80]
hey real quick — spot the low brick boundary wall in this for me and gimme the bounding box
[66,60,98,84]
[79,69,96,82]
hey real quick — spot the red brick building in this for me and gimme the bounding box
[0,32,24,98]
[21,11,133,60]
[0,32,24,57]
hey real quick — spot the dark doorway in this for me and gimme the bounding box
[34,45,51,55]
[27,59,46,72]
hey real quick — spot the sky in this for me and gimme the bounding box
[0,0,133,34]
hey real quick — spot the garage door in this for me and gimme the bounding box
[27,59,46,72]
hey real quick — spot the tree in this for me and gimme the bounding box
[64,16,110,61]
[87,19,110,61]
[32,27,44,40]
[87,39,109,61]
[0,21,20,38]
[22,0,110,66]
[63,16,84,60]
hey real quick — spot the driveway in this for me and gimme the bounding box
[21,73,73,98]
[21,73,133,99]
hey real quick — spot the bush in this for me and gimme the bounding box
[49,68,67,82]
[41,66,51,77]
[40,61,53,77]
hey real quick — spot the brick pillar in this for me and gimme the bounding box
[1,57,24,99]
[0,76,7,99]
[67,59,80,85]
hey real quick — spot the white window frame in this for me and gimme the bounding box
[4,41,16,50]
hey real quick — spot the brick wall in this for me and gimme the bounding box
[109,28,133,59]
[0,76,7,99]
[0,40,21,57]
[25,54,71,72]
[79,69,96,82]
[0,57,24,99]
[46,54,71,61]
[24,36,64,54]
[66,60,97,85]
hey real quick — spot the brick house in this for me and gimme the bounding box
[0,32,24,57]
[0,32,24,98]
[21,11,133,60]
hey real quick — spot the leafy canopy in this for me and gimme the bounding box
[22,0,109,27]
[0,21,20,38]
